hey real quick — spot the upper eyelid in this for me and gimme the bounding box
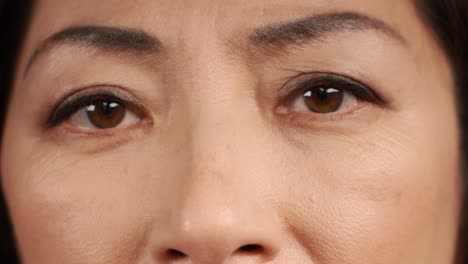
[47,86,150,128]
[45,74,384,128]
[277,72,386,107]
[59,85,145,108]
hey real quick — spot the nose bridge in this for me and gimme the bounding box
[170,74,260,263]
[148,34,283,263]
[183,35,249,175]
[155,117,281,263]
[181,41,257,226]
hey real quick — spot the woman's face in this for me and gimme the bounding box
[0,0,462,263]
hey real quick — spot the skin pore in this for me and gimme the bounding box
[0,0,462,263]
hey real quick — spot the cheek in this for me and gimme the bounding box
[271,120,460,263]
[1,139,161,263]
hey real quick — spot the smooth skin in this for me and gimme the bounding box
[0,0,462,263]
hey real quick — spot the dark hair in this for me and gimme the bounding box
[0,2,34,263]
[415,1,468,263]
[0,1,467,263]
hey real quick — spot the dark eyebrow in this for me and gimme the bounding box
[249,12,406,52]
[25,25,162,76]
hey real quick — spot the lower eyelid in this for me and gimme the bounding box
[276,100,370,120]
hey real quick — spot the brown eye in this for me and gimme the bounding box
[86,100,125,129]
[69,99,139,130]
[278,74,380,117]
[288,84,359,115]
[303,87,344,113]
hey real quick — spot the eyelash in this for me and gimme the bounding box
[277,73,383,112]
[47,91,138,128]
[47,74,380,130]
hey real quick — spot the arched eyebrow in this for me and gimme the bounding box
[24,25,162,76]
[248,12,406,53]
[24,12,405,77]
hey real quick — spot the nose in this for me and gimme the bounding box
[148,136,284,264]
[150,172,283,264]
[147,39,283,263]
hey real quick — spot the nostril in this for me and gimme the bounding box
[237,244,265,253]
[232,244,274,261]
[166,249,188,259]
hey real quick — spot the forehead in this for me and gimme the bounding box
[33,0,412,15]
[29,0,419,41]
[20,0,434,79]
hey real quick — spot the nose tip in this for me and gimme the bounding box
[151,205,282,264]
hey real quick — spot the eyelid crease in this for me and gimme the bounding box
[46,87,150,128]
[277,72,388,108]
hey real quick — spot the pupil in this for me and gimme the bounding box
[315,87,329,101]
[101,102,118,115]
